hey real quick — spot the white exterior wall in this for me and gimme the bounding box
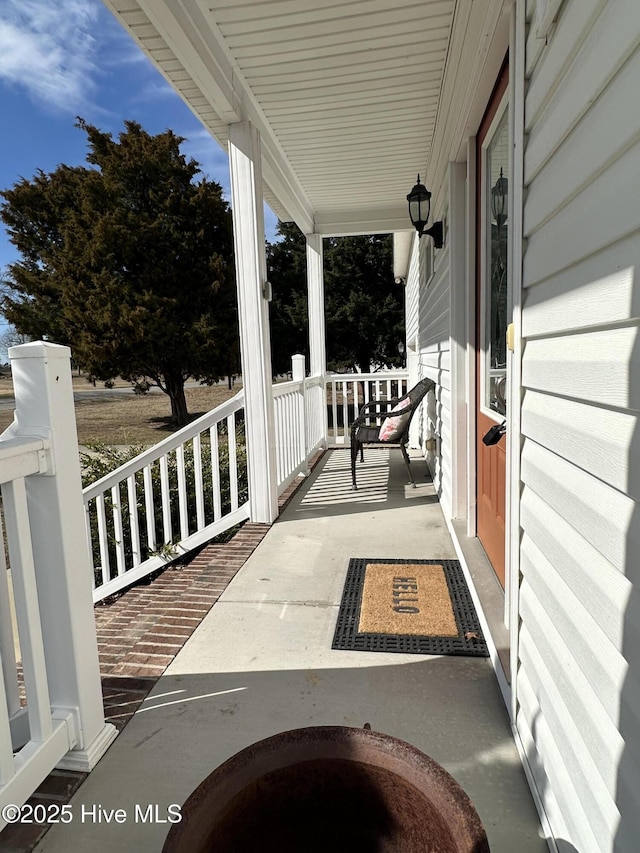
[516,1,640,850]
[404,191,453,518]
[405,237,421,347]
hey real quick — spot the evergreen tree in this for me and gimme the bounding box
[0,119,238,426]
[267,223,403,374]
[267,221,309,375]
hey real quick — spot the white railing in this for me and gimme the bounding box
[272,355,326,494]
[83,361,406,603]
[0,347,407,821]
[325,371,409,444]
[273,379,307,492]
[1,342,116,828]
[0,436,63,803]
[84,391,249,603]
[84,354,330,602]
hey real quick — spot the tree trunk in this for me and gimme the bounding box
[165,374,189,426]
[356,349,372,373]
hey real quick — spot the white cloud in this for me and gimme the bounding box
[0,0,100,113]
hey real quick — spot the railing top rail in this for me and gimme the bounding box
[324,371,409,382]
[272,379,304,397]
[83,389,245,501]
[0,435,49,459]
[0,435,51,484]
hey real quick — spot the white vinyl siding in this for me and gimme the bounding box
[412,223,452,516]
[405,237,421,345]
[517,1,640,850]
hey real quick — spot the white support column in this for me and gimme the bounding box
[306,233,328,447]
[306,233,326,377]
[8,342,117,771]
[228,121,278,523]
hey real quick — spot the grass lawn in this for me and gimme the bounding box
[0,381,241,445]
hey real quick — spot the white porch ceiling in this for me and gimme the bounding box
[104,0,457,235]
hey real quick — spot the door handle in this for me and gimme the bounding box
[482,420,506,446]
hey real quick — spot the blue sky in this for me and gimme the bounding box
[0,0,279,340]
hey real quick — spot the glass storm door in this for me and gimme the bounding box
[476,64,509,587]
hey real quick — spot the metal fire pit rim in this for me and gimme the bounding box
[162,724,489,853]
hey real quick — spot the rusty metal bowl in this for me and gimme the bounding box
[163,725,490,852]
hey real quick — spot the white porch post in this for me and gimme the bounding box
[8,342,117,770]
[228,121,278,523]
[306,233,328,446]
[306,233,326,376]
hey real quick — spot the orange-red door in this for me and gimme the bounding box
[476,60,509,587]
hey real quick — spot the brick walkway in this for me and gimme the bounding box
[94,521,273,678]
[0,453,323,852]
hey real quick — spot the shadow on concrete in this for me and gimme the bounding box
[36,657,548,853]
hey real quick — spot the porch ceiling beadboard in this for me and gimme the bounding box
[102,0,456,235]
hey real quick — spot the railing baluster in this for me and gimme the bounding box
[193,433,204,530]
[297,388,305,465]
[227,413,239,512]
[176,443,189,540]
[0,515,20,720]
[111,484,126,576]
[274,396,283,486]
[331,380,338,441]
[159,454,172,546]
[287,393,295,471]
[96,493,110,585]
[278,395,286,483]
[2,478,52,743]
[341,381,349,443]
[0,658,15,784]
[143,465,156,553]
[210,426,221,521]
[127,475,141,568]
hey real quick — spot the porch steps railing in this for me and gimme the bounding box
[83,391,250,603]
[0,343,116,829]
[85,356,329,603]
[0,435,75,816]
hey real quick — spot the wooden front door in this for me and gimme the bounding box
[476,61,509,587]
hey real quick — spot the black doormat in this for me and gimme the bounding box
[332,558,488,657]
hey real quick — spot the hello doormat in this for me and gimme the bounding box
[332,559,488,656]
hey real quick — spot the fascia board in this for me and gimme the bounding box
[136,0,240,123]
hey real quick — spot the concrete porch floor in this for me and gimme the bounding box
[36,448,548,853]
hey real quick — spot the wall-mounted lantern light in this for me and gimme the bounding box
[406,175,443,248]
[491,168,508,227]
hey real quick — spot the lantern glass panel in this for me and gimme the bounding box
[483,107,509,416]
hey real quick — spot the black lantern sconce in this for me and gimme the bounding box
[491,168,508,227]
[406,175,443,248]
